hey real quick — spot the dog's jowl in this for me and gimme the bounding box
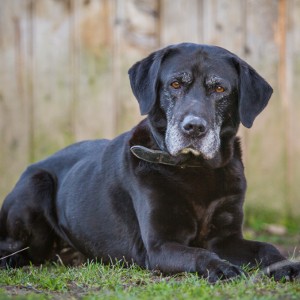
[0,43,299,282]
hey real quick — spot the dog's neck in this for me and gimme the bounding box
[130,145,205,168]
[130,126,205,168]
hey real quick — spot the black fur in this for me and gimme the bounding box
[1,43,299,283]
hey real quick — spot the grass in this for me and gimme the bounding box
[1,261,300,300]
[244,205,300,235]
[1,207,299,300]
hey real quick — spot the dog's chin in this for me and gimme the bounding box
[168,146,219,160]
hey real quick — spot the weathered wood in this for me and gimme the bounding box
[286,0,300,216]
[0,0,299,217]
[201,0,246,55]
[111,0,159,134]
[0,0,33,198]
[241,0,286,213]
[160,0,201,45]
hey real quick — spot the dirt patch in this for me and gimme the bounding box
[1,284,101,299]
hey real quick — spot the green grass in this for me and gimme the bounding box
[1,262,300,300]
[244,205,300,235]
[1,209,299,299]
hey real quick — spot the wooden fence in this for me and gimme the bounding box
[0,0,300,217]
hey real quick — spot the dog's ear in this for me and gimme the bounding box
[235,60,273,128]
[128,49,166,115]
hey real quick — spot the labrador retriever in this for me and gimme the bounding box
[0,43,299,282]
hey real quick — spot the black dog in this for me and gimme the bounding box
[0,43,299,282]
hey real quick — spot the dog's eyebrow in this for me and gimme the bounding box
[171,72,192,83]
[181,72,192,83]
[206,76,224,85]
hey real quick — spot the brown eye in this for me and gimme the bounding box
[171,81,181,89]
[215,86,225,93]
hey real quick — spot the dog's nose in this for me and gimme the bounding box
[181,116,207,137]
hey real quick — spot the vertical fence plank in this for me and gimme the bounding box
[200,0,246,55]
[288,0,300,215]
[33,0,76,159]
[112,0,160,134]
[243,0,285,213]
[160,0,201,46]
[278,0,294,217]
[0,0,33,200]
[74,0,116,141]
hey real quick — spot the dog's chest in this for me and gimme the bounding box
[190,197,235,248]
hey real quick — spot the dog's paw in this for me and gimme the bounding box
[204,259,244,283]
[264,260,300,282]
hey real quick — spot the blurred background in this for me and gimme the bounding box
[0,0,299,236]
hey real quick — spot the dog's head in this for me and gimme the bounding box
[129,43,272,160]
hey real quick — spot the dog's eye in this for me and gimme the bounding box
[170,81,181,89]
[215,86,225,93]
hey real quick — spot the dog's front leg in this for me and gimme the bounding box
[145,241,243,282]
[133,188,243,282]
[211,236,300,281]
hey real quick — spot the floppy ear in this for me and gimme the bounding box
[237,61,273,128]
[128,49,166,115]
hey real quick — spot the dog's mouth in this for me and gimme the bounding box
[180,147,201,156]
[165,126,221,160]
[172,144,217,160]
